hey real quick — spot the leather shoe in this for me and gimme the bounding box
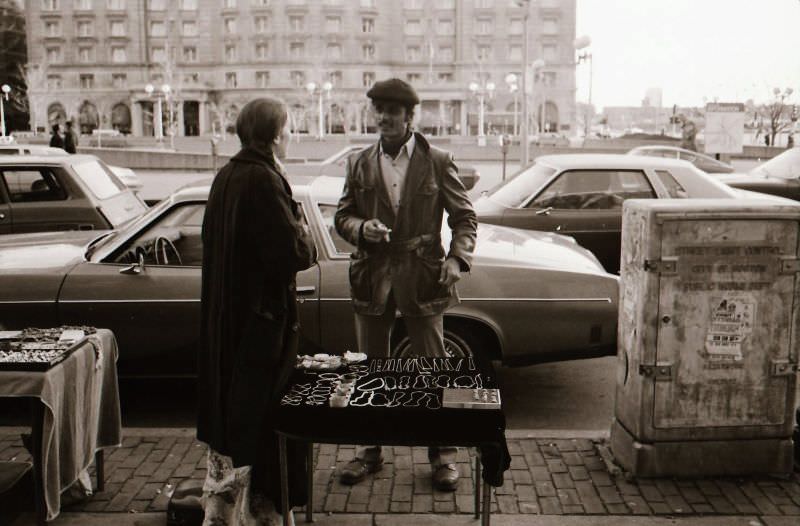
[339,457,383,485]
[432,463,459,491]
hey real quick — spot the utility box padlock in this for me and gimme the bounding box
[611,198,800,477]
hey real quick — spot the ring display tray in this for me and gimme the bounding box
[0,328,92,372]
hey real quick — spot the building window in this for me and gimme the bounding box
[404,0,423,8]
[78,47,93,63]
[182,21,197,36]
[181,0,197,10]
[148,0,165,10]
[325,16,341,33]
[44,21,61,37]
[225,72,238,88]
[41,0,58,11]
[360,0,375,7]
[46,47,61,63]
[255,43,268,60]
[327,43,341,60]
[112,73,126,88]
[77,0,92,9]
[406,46,420,62]
[289,15,304,31]
[110,20,126,37]
[438,72,453,82]
[151,74,163,84]
[150,21,165,37]
[324,0,342,5]
[77,21,94,37]
[256,71,270,88]
[475,0,493,7]
[80,74,94,89]
[362,43,375,60]
[509,18,523,35]
[329,70,342,86]
[46,75,62,90]
[289,42,304,59]
[151,46,166,62]
[225,44,237,61]
[542,17,558,34]
[509,44,522,61]
[184,73,199,84]
[224,0,237,8]
[476,44,491,61]
[111,46,127,62]
[224,18,236,34]
[183,46,197,62]
[406,72,421,83]
[253,0,270,5]
[435,0,454,8]
[290,70,305,87]
[255,16,269,32]
[476,18,492,34]
[542,71,557,85]
[361,18,374,33]
[437,19,453,34]
[405,19,421,35]
[542,43,557,61]
[362,71,375,88]
[439,46,453,62]
[107,0,124,9]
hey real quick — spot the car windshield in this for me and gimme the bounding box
[71,159,126,199]
[750,148,800,179]
[488,162,557,208]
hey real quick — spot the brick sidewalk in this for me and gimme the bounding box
[1,431,799,518]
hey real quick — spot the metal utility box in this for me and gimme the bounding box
[611,198,800,477]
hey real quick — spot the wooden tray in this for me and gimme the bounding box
[0,336,88,372]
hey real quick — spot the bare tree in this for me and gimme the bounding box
[761,87,794,146]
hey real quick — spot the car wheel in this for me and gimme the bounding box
[392,328,475,359]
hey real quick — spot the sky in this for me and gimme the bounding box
[575,0,800,110]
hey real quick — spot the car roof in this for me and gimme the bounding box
[0,153,101,165]
[535,153,694,170]
[169,175,343,204]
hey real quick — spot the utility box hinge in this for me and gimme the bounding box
[780,258,800,274]
[643,259,676,274]
[771,360,799,376]
[639,363,673,380]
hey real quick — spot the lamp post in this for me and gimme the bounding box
[575,35,593,141]
[505,73,519,136]
[515,0,531,166]
[469,80,495,145]
[162,84,174,150]
[0,84,10,137]
[306,81,332,140]
[144,83,173,148]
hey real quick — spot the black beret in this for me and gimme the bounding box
[366,78,420,105]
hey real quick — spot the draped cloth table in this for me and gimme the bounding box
[274,356,510,526]
[0,329,122,523]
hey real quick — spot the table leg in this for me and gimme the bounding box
[29,398,46,526]
[473,453,481,519]
[279,435,291,526]
[306,441,313,523]
[481,480,491,526]
[95,450,104,492]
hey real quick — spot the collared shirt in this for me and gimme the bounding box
[378,133,415,212]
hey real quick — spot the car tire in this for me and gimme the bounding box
[391,328,475,359]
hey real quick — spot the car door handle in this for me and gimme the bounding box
[296,286,316,296]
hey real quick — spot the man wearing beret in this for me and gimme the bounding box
[335,78,477,491]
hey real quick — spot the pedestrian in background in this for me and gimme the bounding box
[49,123,64,149]
[197,97,316,525]
[64,121,79,154]
[335,78,477,491]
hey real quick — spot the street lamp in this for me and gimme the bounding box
[144,83,173,148]
[0,84,10,137]
[306,81,333,140]
[575,35,593,141]
[468,80,495,143]
[505,73,519,136]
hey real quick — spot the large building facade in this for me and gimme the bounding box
[25,0,577,138]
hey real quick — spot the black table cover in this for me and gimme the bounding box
[274,356,510,487]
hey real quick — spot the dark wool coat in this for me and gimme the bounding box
[334,132,477,317]
[197,146,315,510]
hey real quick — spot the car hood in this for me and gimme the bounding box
[467,223,607,274]
[0,230,102,271]
[473,195,507,215]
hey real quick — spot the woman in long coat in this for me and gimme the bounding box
[197,98,315,524]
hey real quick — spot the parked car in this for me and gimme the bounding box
[627,145,735,174]
[0,154,148,234]
[0,142,144,193]
[533,133,570,147]
[475,154,783,273]
[0,176,618,377]
[286,144,481,190]
[717,147,800,200]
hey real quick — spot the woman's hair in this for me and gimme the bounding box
[236,97,288,149]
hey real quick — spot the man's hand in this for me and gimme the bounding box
[438,257,462,286]
[362,219,392,243]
